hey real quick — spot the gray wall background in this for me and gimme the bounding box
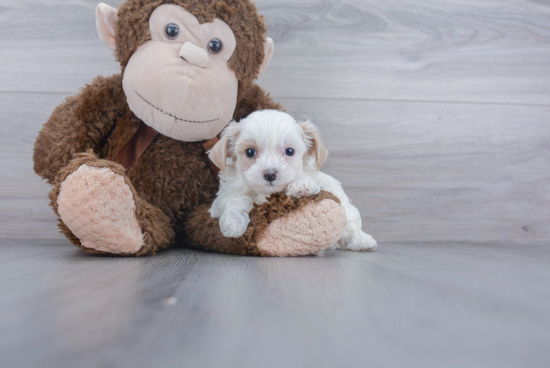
[1,0,549,244]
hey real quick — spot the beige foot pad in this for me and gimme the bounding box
[57,164,144,254]
[256,199,346,256]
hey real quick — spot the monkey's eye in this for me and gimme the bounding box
[245,148,256,158]
[165,23,180,40]
[207,38,223,54]
[285,148,295,156]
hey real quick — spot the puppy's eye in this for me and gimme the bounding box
[285,148,295,156]
[207,38,223,54]
[165,23,180,40]
[245,148,256,158]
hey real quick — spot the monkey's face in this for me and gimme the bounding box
[122,5,239,142]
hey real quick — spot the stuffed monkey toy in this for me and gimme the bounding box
[33,0,346,256]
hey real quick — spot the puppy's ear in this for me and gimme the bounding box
[208,122,239,173]
[209,136,230,173]
[299,121,328,171]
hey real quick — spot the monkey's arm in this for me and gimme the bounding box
[33,74,124,183]
[233,83,283,121]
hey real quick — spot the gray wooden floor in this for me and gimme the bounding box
[1,0,549,367]
[1,240,550,368]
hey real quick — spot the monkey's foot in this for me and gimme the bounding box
[185,191,346,257]
[253,193,346,256]
[57,164,144,255]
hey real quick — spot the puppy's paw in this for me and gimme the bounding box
[343,232,377,252]
[285,177,321,199]
[219,210,250,238]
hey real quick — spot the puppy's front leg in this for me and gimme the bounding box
[219,196,254,238]
[285,176,321,198]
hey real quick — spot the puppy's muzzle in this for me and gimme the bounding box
[263,170,278,182]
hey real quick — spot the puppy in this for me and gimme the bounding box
[208,110,377,251]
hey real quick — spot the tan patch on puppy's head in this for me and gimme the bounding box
[235,138,259,172]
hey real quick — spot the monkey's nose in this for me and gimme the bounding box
[179,42,209,68]
[263,170,278,182]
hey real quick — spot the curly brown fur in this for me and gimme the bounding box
[233,83,284,121]
[184,204,263,256]
[185,191,341,256]
[116,0,268,97]
[33,74,127,184]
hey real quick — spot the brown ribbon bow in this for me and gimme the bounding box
[112,120,220,180]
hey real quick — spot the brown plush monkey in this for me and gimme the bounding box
[33,0,346,256]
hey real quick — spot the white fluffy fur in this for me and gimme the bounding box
[208,110,377,251]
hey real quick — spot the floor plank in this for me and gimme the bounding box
[0,240,548,368]
[0,0,120,94]
[1,0,550,105]
[258,0,550,104]
[3,92,549,244]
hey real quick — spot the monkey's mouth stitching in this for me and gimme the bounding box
[135,91,219,124]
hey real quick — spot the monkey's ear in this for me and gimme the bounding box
[96,3,118,51]
[258,37,274,75]
[299,121,328,171]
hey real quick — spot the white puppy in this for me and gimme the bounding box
[208,110,377,251]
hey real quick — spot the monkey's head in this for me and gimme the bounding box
[96,0,274,142]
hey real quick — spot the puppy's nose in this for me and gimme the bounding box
[263,170,278,182]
